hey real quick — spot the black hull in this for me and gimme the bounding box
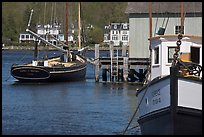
[138,107,202,135]
[11,64,86,82]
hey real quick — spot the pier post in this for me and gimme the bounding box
[95,44,100,82]
[123,57,129,82]
[122,44,127,57]
[110,42,114,81]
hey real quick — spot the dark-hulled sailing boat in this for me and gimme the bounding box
[11,3,87,82]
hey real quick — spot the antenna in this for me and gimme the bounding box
[27,9,34,29]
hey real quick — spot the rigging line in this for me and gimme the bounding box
[5,50,30,82]
[193,2,196,17]
[54,2,57,23]
[162,17,165,28]
[44,2,46,25]
[154,3,159,36]
[51,2,54,25]
[122,82,151,135]
[164,16,169,31]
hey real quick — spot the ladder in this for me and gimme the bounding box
[111,49,119,82]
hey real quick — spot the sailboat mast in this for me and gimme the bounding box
[65,2,69,46]
[180,2,184,34]
[149,2,152,39]
[78,2,81,50]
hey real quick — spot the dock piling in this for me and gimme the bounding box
[95,44,100,82]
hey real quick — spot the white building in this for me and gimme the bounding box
[125,2,202,58]
[104,23,129,46]
[19,23,74,44]
[19,32,36,43]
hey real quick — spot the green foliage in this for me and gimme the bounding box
[2,2,128,44]
[87,26,103,44]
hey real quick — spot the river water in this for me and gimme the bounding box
[2,50,142,135]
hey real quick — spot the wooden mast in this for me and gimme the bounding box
[78,2,81,50]
[147,1,153,82]
[149,2,152,39]
[65,2,69,46]
[180,2,184,34]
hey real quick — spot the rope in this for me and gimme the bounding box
[4,50,31,82]
[5,72,12,81]
[122,81,151,135]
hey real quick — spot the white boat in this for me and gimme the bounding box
[136,2,202,135]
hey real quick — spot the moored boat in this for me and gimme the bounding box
[135,2,202,135]
[11,3,87,82]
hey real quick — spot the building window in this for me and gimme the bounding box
[114,25,117,29]
[123,24,128,29]
[175,26,184,34]
[112,35,118,40]
[26,35,29,39]
[154,47,159,64]
[191,47,200,64]
[104,35,108,41]
[122,35,128,41]
[168,47,176,63]
[122,31,127,35]
[21,35,25,39]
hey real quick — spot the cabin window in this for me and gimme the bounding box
[175,25,184,34]
[191,47,200,64]
[168,47,176,63]
[154,47,159,64]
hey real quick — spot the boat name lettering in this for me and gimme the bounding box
[152,89,160,97]
[19,69,40,73]
[152,97,161,105]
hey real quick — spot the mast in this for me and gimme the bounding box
[78,2,81,50]
[149,2,152,39]
[147,1,153,83]
[180,2,184,34]
[65,2,69,46]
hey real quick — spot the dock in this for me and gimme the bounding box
[93,44,150,83]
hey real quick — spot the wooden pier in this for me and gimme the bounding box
[94,44,150,83]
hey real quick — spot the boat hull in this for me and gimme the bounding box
[11,55,87,82]
[136,67,202,135]
[11,65,86,82]
[138,107,202,135]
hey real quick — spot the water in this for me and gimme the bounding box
[2,50,141,135]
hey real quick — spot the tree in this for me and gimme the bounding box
[6,14,18,41]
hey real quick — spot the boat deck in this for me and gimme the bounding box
[25,55,84,68]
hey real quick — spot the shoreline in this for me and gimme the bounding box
[2,45,124,51]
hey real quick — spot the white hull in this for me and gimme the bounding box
[136,67,202,135]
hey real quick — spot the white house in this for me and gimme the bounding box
[19,32,36,43]
[104,23,129,46]
[19,23,74,45]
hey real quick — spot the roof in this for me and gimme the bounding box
[125,2,202,14]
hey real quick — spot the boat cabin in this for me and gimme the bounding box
[150,35,202,80]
